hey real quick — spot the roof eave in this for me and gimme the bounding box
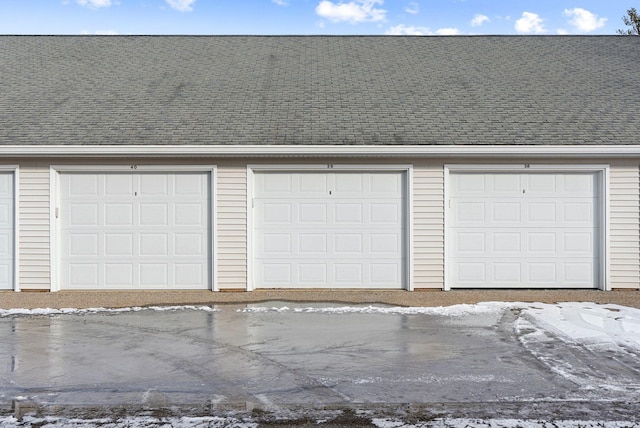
[0,145,639,158]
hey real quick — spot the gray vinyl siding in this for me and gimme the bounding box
[609,162,640,289]
[412,162,444,289]
[18,164,51,290]
[216,164,247,290]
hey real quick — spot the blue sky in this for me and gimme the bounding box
[0,0,633,35]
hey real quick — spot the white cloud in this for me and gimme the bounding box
[405,2,419,15]
[165,0,196,12]
[315,0,386,23]
[471,13,489,27]
[563,8,606,32]
[515,11,546,34]
[435,27,461,35]
[272,0,288,5]
[557,28,569,35]
[77,0,111,8]
[385,24,429,35]
[385,24,460,35]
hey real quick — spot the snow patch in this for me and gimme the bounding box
[521,302,640,350]
[0,305,218,317]
[373,419,640,427]
[238,301,640,353]
[1,416,637,427]
[237,302,516,316]
[3,301,640,353]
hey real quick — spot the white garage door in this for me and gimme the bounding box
[0,172,14,290]
[253,171,406,289]
[59,172,211,290]
[448,171,600,288]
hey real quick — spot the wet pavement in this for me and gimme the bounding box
[1,302,640,423]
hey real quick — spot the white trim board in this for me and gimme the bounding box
[4,145,640,158]
[443,164,610,291]
[0,166,19,292]
[49,165,217,292]
[246,164,414,291]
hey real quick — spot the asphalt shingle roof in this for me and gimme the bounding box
[1,35,638,146]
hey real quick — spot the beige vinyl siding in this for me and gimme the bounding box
[413,162,444,289]
[9,157,640,293]
[19,164,51,290]
[217,165,247,290]
[609,162,640,289]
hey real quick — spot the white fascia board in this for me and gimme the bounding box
[4,145,640,158]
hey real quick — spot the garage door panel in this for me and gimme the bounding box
[140,204,168,226]
[0,205,10,226]
[106,175,133,195]
[299,173,329,193]
[299,263,327,284]
[300,203,329,223]
[452,199,598,228]
[370,202,401,224]
[105,233,133,256]
[563,173,596,194]
[175,203,206,226]
[176,174,205,196]
[67,174,97,196]
[259,202,293,225]
[261,232,294,255]
[563,261,596,284]
[334,233,361,254]
[140,264,167,287]
[140,233,167,256]
[254,171,406,289]
[139,174,168,195]
[453,202,485,223]
[526,202,556,223]
[60,172,211,290]
[451,228,595,258]
[449,171,600,289]
[105,204,133,226]
[564,232,595,253]
[335,203,363,224]
[300,233,327,254]
[335,263,363,284]
[68,233,99,256]
[370,263,401,284]
[493,262,521,283]
[0,235,10,257]
[175,264,205,287]
[0,175,12,196]
[68,264,99,288]
[335,173,363,193]
[69,203,98,226]
[452,258,597,288]
[105,263,133,287]
[262,263,292,285]
[370,172,403,194]
[259,173,293,194]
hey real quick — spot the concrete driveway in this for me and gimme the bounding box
[1,302,640,424]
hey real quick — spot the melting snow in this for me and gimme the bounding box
[1,416,638,427]
[237,302,517,316]
[521,302,640,350]
[0,305,218,317]
[238,301,640,351]
[2,302,640,426]
[2,301,640,351]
